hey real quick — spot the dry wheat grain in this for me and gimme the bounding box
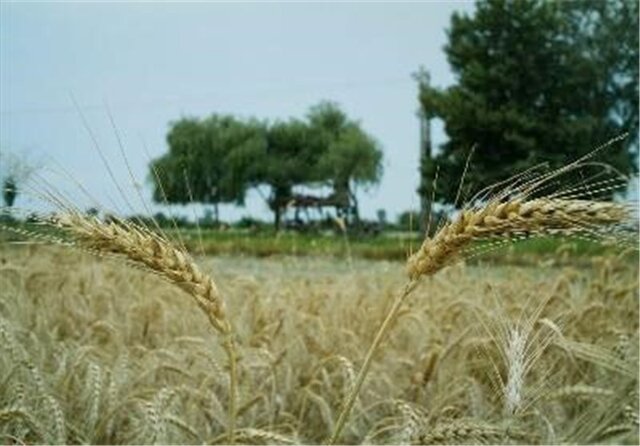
[412,419,516,445]
[407,198,632,280]
[52,212,228,334]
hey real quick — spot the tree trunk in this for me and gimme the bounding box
[274,206,281,231]
[349,187,360,226]
[351,202,360,226]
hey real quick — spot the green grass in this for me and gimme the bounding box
[1,221,634,265]
[172,228,632,264]
[171,228,414,260]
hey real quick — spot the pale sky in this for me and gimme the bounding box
[1,1,476,222]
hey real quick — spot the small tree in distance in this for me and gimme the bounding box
[0,149,38,217]
[2,178,17,209]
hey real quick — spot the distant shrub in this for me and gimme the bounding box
[234,216,268,231]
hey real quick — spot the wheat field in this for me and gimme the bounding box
[0,242,637,444]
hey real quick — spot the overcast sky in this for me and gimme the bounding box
[1,1,476,222]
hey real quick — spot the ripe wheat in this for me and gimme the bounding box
[329,194,635,443]
[1,137,637,444]
[50,211,239,443]
[52,212,228,333]
[407,198,631,279]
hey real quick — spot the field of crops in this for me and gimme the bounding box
[0,244,637,444]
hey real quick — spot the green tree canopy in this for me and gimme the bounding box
[149,115,266,221]
[260,118,314,228]
[149,102,383,229]
[308,101,383,222]
[317,123,383,220]
[418,0,638,206]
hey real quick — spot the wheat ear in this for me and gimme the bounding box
[53,212,238,444]
[328,197,632,444]
[407,198,631,279]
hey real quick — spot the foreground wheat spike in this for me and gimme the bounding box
[328,197,634,444]
[54,212,227,332]
[52,211,238,444]
[407,198,632,279]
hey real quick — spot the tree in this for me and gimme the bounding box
[2,178,16,209]
[561,0,639,140]
[308,101,383,223]
[149,115,266,222]
[261,118,314,229]
[418,0,639,207]
[317,123,383,222]
[258,102,382,230]
[151,102,384,230]
[0,149,37,213]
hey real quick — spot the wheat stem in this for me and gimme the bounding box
[329,196,631,444]
[328,280,418,444]
[222,333,238,445]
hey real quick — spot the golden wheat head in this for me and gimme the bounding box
[53,212,229,334]
[407,198,634,280]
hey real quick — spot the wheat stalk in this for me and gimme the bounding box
[328,196,633,444]
[51,211,239,444]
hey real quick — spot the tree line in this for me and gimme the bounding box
[3,0,636,234]
[149,102,383,230]
[149,0,638,233]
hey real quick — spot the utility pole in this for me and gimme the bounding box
[418,109,432,232]
[414,67,433,232]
